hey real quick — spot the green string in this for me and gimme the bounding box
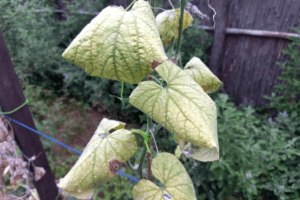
[0,100,29,115]
[131,129,151,153]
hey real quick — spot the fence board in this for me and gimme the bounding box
[190,0,300,107]
[208,0,226,76]
[220,0,300,106]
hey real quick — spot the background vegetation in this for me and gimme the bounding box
[0,0,300,199]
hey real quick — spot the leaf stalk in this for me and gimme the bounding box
[150,0,156,14]
[138,144,147,179]
[125,159,135,171]
[175,0,186,66]
[146,115,152,180]
[125,0,137,11]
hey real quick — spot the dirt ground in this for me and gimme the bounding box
[52,105,141,169]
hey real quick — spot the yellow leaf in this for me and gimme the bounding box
[184,57,222,93]
[62,0,167,84]
[58,118,138,199]
[129,61,219,162]
[156,9,193,45]
[132,153,196,200]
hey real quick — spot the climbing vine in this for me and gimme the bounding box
[58,0,221,199]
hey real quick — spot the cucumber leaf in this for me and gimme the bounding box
[184,57,222,93]
[156,9,193,45]
[129,61,219,162]
[62,0,167,84]
[132,153,196,200]
[58,118,138,199]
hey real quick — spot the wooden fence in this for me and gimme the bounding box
[201,0,300,107]
[108,0,300,107]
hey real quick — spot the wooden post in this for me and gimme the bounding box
[0,31,61,200]
[54,0,66,21]
[208,0,226,76]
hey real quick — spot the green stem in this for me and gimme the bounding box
[125,159,135,171]
[154,124,163,133]
[167,37,175,53]
[120,82,124,101]
[125,0,137,11]
[147,115,152,132]
[178,55,182,68]
[150,0,156,14]
[146,115,152,180]
[138,144,147,180]
[175,0,186,66]
[147,140,152,180]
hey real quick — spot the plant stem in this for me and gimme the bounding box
[125,0,137,11]
[147,140,152,180]
[138,144,147,180]
[120,82,123,101]
[167,37,175,53]
[175,0,186,66]
[150,0,156,14]
[146,115,152,180]
[125,159,135,171]
[154,123,163,133]
[178,55,182,68]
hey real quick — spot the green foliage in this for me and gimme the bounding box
[93,171,134,200]
[180,18,213,66]
[263,22,300,115]
[0,0,110,107]
[180,92,300,200]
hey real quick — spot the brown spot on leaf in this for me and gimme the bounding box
[151,60,162,70]
[109,159,122,175]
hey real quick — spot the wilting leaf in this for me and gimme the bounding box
[184,57,222,93]
[132,153,196,200]
[34,166,46,181]
[29,189,40,200]
[62,0,167,84]
[156,9,193,45]
[129,60,219,162]
[58,118,138,199]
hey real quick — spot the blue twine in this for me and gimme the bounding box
[3,114,82,155]
[117,170,140,182]
[2,114,140,184]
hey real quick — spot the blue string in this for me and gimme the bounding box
[3,114,82,155]
[117,170,140,182]
[2,114,140,184]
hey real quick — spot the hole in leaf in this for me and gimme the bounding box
[108,129,116,134]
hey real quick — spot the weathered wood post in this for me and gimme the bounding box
[0,30,61,200]
[208,0,226,77]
